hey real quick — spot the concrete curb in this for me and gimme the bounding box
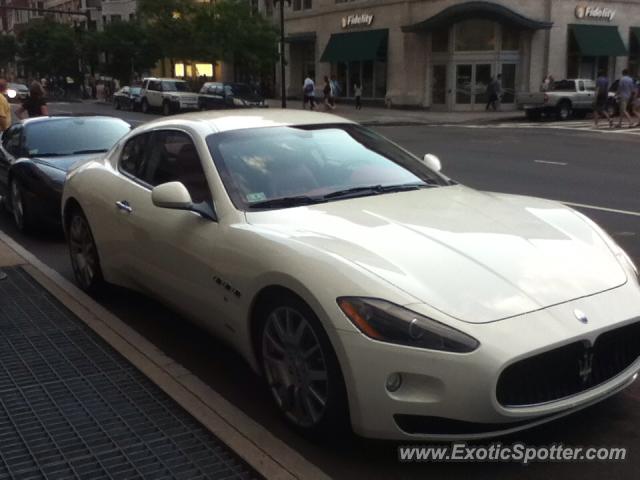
[0,230,330,480]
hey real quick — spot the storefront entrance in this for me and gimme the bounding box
[454,63,492,110]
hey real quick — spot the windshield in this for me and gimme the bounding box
[24,118,130,157]
[130,87,142,95]
[162,81,190,92]
[207,124,447,210]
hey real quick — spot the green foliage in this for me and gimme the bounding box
[17,18,78,77]
[97,21,162,83]
[0,34,18,69]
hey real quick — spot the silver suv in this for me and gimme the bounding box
[140,78,199,115]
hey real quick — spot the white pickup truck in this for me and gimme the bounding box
[516,79,600,121]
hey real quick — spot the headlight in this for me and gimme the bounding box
[170,95,180,102]
[7,89,16,99]
[337,297,479,353]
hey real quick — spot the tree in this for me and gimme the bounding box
[0,34,18,71]
[17,18,78,78]
[98,21,162,84]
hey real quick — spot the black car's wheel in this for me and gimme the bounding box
[67,207,104,293]
[141,98,150,114]
[114,99,121,110]
[162,101,172,116]
[259,293,349,437]
[556,101,572,121]
[10,179,35,233]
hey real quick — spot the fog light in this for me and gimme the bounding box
[386,373,402,392]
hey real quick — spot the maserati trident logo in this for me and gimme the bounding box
[578,350,595,384]
[574,309,589,324]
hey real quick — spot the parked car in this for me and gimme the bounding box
[139,77,199,116]
[198,82,267,110]
[62,110,640,441]
[516,79,596,120]
[0,116,130,233]
[6,83,29,103]
[113,86,143,111]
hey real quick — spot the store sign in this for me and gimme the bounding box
[575,5,616,21]
[341,13,374,29]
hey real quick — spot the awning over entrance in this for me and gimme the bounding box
[569,24,627,56]
[285,32,316,44]
[320,29,388,62]
[402,1,553,32]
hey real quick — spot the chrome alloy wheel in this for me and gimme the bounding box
[262,306,330,428]
[10,181,24,230]
[68,213,99,290]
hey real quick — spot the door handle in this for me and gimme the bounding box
[115,200,133,213]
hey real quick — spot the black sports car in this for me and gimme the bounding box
[113,86,143,111]
[198,82,267,110]
[0,116,131,233]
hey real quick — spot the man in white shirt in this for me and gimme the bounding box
[302,75,316,110]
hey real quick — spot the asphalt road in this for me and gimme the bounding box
[1,102,640,479]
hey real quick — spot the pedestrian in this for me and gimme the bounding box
[632,80,640,126]
[616,69,637,128]
[354,82,362,110]
[16,81,48,119]
[302,73,316,110]
[541,75,551,92]
[0,79,12,133]
[323,76,335,111]
[486,74,502,111]
[330,75,340,108]
[593,69,613,128]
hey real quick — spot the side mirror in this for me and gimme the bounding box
[151,182,192,209]
[423,153,442,172]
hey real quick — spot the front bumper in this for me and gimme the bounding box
[335,281,640,440]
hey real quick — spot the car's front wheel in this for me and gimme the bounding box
[67,207,104,293]
[10,179,35,233]
[259,294,349,437]
[162,101,172,116]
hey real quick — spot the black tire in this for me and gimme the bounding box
[114,99,121,110]
[141,98,150,114]
[9,179,36,233]
[556,101,572,121]
[525,109,541,121]
[162,100,172,116]
[67,206,104,294]
[258,293,349,438]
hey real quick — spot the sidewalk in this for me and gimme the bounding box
[0,232,329,480]
[265,99,522,126]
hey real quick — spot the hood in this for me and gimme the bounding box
[245,186,627,323]
[31,153,104,173]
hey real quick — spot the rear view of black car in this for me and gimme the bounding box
[198,82,267,110]
[0,116,130,233]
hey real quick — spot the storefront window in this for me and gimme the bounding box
[432,65,447,104]
[630,31,640,78]
[455,20,496,51]
[432,28,449,53]
[362,61,374,98]
[331,61,387,98]
[374,61,387,98]
[502,26,520,51]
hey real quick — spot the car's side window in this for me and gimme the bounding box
[141,131,212,204]
[120,134,150,179]
[2,126,23,156]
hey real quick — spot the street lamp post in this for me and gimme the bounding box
[274,0,290,108]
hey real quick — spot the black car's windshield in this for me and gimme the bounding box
[207,124,447,210]
[230,84,254,97]
[162,81,190,92]
[24,118,130,157]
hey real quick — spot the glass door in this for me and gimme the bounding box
[454,63,494,110]
[474,64,492,107]
[455,64,472,105]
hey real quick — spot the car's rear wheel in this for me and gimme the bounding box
[259,294,348,437]
[114,99,121,110]
[556,101,572,121]
[10,180,35,233]
[67,207,104,293]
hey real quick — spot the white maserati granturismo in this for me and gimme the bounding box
[61,110,640,441]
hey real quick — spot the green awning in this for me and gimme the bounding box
[570,24,627,56]
[320,29,388,63]
[631,27,640,42]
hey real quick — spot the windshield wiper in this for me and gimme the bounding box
[323,183,433,200]
[72,149,108,155]
[31,152,66,157]
[248,195,327,209]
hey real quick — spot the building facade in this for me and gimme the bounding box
[278,0,640,110]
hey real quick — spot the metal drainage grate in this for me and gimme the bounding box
[0,267,261,480]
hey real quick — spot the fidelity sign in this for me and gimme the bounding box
[575,5,616,21]
[341,13,374,28]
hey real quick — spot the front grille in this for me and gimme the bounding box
[497,320,640,407]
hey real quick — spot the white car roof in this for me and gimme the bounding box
[138,109,356,134]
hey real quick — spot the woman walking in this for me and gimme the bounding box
[323,76,335,111]
[16,81,48,119]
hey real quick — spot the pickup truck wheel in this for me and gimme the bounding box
[556,102,572,121]
[141,99,150,114]
[525,110,541,121]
